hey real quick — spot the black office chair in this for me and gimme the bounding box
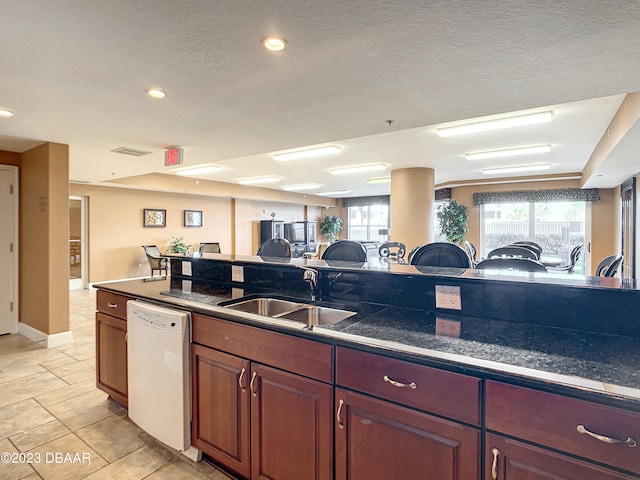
[409,242,471,268]
[257,238,291,258]
[378,241,407,260]
[198,242,221,254]
[595,254,623,277]
[547,244,583,274]
[475,257,548,273]
[464,240,479,267]
[487,246,539,260]
[322,240,367,262]
[142,245,169,277]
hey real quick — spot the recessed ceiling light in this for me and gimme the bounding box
[365,176,391,184]
[318,190,351,196]
[147,88,166,99]
[238,176,281,185]
[273,145,340,162]
[482,164,551,175]
[176,165,222,176]
[282,183,322,191]
[466,145,551,161]
[437,111,553,137]
[262,36,287,51]
[0,108,15,117]
[329,164,387,175]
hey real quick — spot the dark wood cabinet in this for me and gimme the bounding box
[486,434,637,480]
[335,388,480,480]
[260,220,284,244]
[191,314,333,480]
[95,291,130,407]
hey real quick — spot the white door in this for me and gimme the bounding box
[0,166,18,334]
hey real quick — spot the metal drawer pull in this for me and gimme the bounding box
[238,368,247,392]
[383,375,417,390]
[107,302,118,308]
[577,425,637,447]
[249,371,258,397]
[336,399,345,430]
[491,448,500,480]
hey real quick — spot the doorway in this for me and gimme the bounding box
[69,196,88,290]
[0,165,18,334]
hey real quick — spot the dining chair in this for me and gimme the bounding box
[378,241,407,260]
[257,238,291,258]
[142,245,169,277]
[409,242,471,268]
[511,241,543,256]
[547,244,583,274]
[487,246,538,260]
[475,257,548,273]
[508,243,541,259]
[198,242,221,254]
[322,240,367,262]
[595,254,623,277]
[464,240,479,267]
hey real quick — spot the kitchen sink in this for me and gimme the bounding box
[278,306,356,326]
[223,298,304,316]
[221,296,356,328]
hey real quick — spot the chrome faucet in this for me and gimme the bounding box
[299,266,318,301]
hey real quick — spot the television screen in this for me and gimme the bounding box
[285,223,305,243]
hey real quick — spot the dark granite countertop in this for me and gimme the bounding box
[95,278,640,408]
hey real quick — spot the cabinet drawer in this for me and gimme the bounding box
[96,290,130,319]
[486,381,640,475]
[336,347,481,425]
[192,313,333,383]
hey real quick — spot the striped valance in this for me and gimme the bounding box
[342,195,390,208]
[472,188,600,205]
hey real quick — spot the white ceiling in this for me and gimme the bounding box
[1,1,640,197]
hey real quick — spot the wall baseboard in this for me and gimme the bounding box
[18,322,74,348]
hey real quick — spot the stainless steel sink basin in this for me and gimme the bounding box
[223,298,304,316]
[279,305,356,326]
[222,296,356,328]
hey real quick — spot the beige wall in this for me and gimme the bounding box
[450,178,618,275]
[19,143,70,335]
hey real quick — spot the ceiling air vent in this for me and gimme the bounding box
[111,147,152,157]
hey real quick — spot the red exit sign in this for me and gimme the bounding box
[165,147,183,166]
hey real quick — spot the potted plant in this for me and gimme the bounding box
[436,200,468,244]
[319,214,344,243]
[168,236,191,254]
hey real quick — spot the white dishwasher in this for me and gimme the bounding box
[127,300,201,461]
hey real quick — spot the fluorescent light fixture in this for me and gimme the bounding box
[482,164,551,175]
[238,176,281,185]
[273,145,340,162]
[0,108,14,117]
[147,88,166,99]
[262,36,287,51]
[437,111,552,137]
[318,190,351,196]
[466,145,551,161]
[282,183,321,191]
[176,165,222,176]
[365,176,391,184]
[329,163,386,175]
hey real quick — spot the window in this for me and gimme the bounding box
[348,204,389,241]
[481,201,586,271]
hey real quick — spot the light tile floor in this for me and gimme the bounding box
[0,288,234,480]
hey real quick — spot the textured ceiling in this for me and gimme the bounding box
[1,0,639,196]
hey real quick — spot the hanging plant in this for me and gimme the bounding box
[436,200,469,244]
[319,214,344,242]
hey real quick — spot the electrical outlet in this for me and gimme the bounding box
[435,317,461,338]
[435,285,462,310]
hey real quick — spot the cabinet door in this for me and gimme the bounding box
[191,344,251,479]
[95,312,128,407]
[335,388,479,480]
[251,364,332,480]
[486,433,637,480]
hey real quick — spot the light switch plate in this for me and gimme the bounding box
[435,285,462,310]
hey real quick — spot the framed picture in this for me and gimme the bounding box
[184,209,203,227]
[143,208,166,227]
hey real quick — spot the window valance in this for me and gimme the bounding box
[342,195,390,208]
[435,188,452,201]
[472,188,600,205]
